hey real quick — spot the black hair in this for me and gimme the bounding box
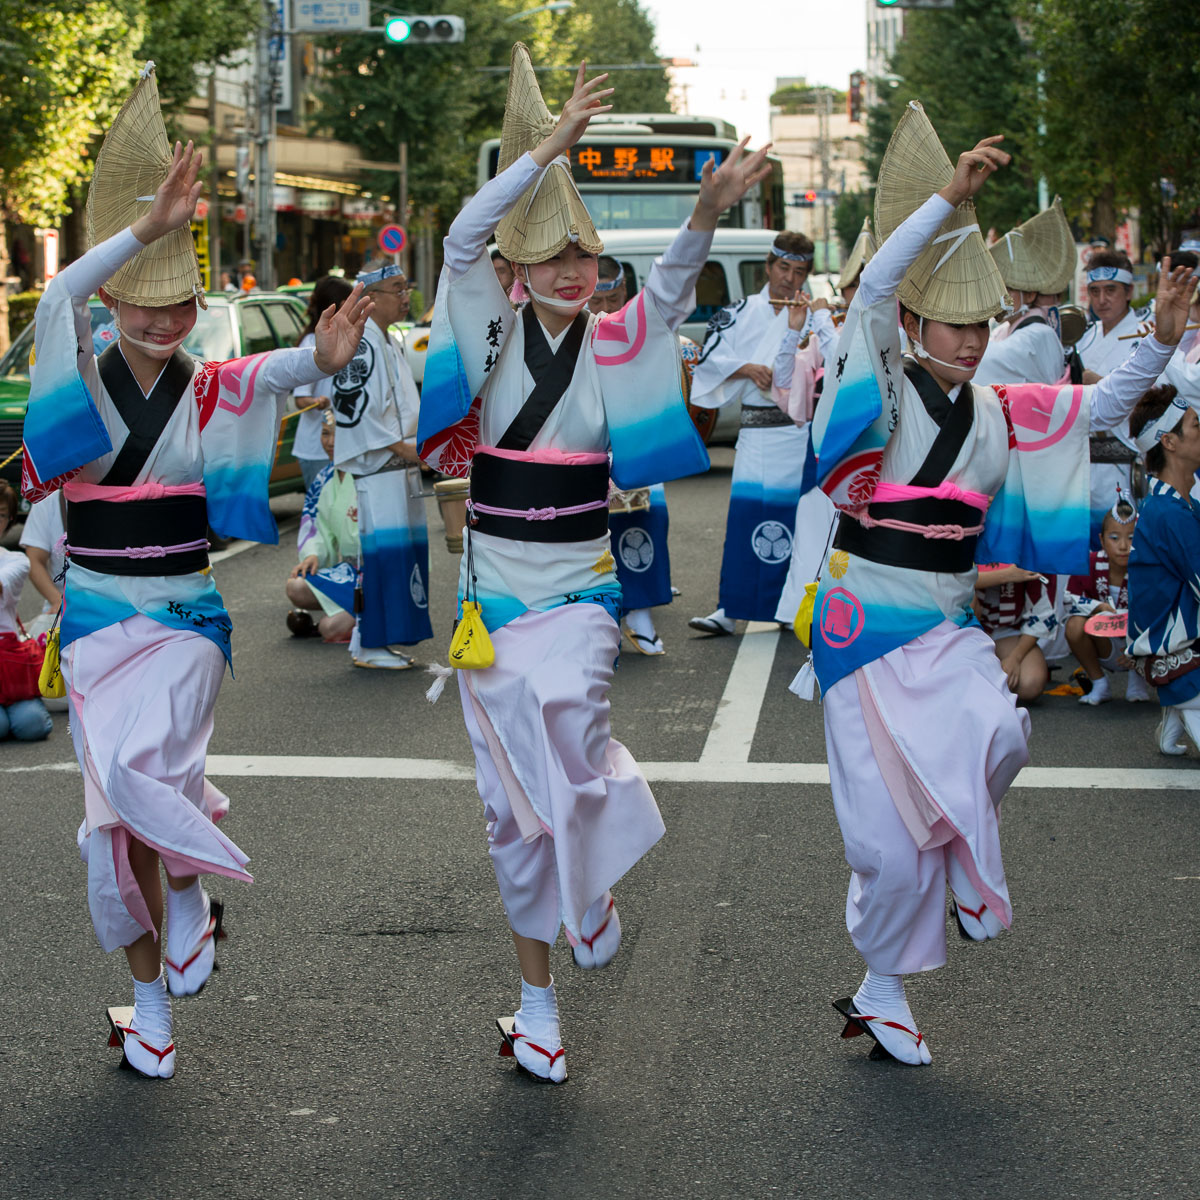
[0,481,17,524]
[490,248,508,263]
[596,255,622,282]
[1086,247,1134,276]
[299,275,355,342]
[1131,384,1183,476]
[1167,248,1199,273]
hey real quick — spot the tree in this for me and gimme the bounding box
[137,0,264,124]
[0,1,143,351]
[313,0,670,246]
[865,0,1039,238]
[1021,0,1200,250]
[834,191,873,258]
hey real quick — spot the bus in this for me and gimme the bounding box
[476,114,785,231]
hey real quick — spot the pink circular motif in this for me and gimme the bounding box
[818,586,864,649]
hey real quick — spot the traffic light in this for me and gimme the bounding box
[848,71,864,124]
[875,1,955,7]
[793,190,817,209]
[384,14,465,43]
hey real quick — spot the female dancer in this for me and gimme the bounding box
[21,67,371,1078]
[804,102,1192,1065]
[419,44,770,1082]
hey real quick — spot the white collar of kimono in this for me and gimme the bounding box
[1134,394,1189,453]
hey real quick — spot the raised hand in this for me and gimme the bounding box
[533,62,614,166]
[1149,258,1195,345]
[939,135,1010,207]
[131,141,204,244]
[693,137,774,231]
[313,283,375,374]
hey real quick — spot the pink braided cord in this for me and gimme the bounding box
[66,538,210,559]
[468,499,608,522]
[844,509,984,541]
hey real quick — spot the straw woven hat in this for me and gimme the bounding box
[874,101,1007,324]
[837,218,877,291]
[86,63,206,309]
[493,43,604,265]
[989,196,1075,295]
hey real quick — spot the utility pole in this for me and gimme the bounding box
[207,70,222,286]
[817,87,833,273]
[252,4,281,289]
[398,140,409,277]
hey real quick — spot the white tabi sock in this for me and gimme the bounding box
[853,970,931,1066]
[166,880,210,957]
[1078,673,1111,705]
[625,608,657,642]
[131,971,172,1045]
[513,976,567,1083]
[1124,670,1152,702]
[947,853,1004,941]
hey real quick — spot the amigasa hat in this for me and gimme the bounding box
[989,196,1076,296]
[86,62,206,309]
[493,42,604,265]
[874,101,1008,324]
[837,217,877,291]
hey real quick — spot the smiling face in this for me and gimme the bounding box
[903,312,990,388]
[522,243,598,311]
[100,289,197,359]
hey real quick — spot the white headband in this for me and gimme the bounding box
[1087,266,1133,286]
[593,275,622,294]
[1134,394,1188,454]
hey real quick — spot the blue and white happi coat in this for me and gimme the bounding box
[610,484,673,614]
[331,319,431,647]
[1128,477,1200,706]
[691,287,809,620]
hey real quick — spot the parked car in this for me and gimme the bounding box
[0,291,311,496]
[597,228,834,443]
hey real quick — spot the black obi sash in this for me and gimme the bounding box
[469,450,609,543]
[833,361,983,574]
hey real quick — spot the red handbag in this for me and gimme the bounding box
[0,630,45,707]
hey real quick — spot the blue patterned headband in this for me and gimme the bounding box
[1087,266,1133,286]
[1134,394,1189,454]
[593,275,623,293]
[771,240,813,264]
[357,263,406,287]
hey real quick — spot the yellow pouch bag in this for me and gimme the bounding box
[448,600,495,670]
[38,626,65,699]
[793,581,819,648]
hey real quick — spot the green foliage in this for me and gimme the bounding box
[0,1,142,225]
[770,84,847,115]
[5,292,41,332]
[313,0,669,229]
[138,0,264,122]
[864,0,1039,236]
[1020,0,1200,249]
[834,191,873,255]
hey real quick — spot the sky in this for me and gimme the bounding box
[643,0,869,145]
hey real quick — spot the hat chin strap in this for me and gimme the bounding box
[911,316,975,375]
[519,267,594,312]
[114,303,187,356]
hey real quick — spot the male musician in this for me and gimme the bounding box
[589,255,628,315]
[688,231,813,634]
[326,259,433,667]
[1076,248,1144,543]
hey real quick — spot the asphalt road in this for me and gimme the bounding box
[1,450,1197,1199]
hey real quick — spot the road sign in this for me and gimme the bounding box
[379,224,407,254]
[292,1,369,31]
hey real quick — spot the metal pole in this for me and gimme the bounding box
[208,70,222,287]
[398,140,409,276]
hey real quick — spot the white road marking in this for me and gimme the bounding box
[699,623,781,764]
[5,757,1198,790]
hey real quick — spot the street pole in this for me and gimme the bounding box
[398,139,409,277]
[253,16,278,288]
[208,70,222,287]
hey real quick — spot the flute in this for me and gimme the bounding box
[1118,321,1200,340]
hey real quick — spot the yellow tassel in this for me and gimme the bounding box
[794,582,819,648]
[448,600,495,670]
[38,627,66,698]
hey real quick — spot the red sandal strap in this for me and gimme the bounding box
[512,1034,565,1065]
[164,917,216,973]
[579,898,615,950]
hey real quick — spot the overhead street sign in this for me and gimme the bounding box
[292,1,370,32]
